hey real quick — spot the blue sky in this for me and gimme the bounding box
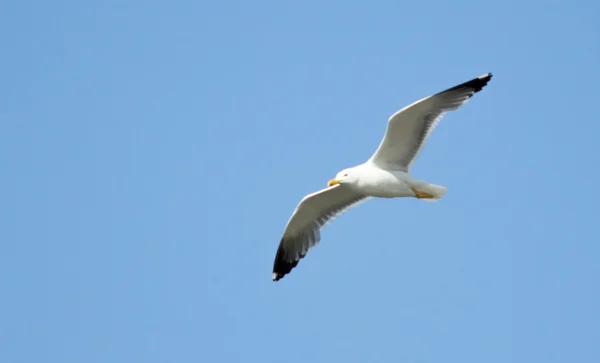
[1,0,599,362]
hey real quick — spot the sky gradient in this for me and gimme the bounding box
[1,1,599,362]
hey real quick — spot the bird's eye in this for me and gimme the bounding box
[343,173,348,177]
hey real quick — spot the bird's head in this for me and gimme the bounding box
[328,168,356,187]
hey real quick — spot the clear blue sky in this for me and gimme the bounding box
[1,1,599,362]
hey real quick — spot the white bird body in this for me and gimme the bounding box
[272,73,493,281]
[336,163,443,199]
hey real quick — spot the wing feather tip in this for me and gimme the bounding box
[272,238,301,282]
[471,72,493,92]
[440,72,493,97]
[272,260,298,282]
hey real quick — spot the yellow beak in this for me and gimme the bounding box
[328,179,340,187]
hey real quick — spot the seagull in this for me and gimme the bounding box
[272,73,493,281]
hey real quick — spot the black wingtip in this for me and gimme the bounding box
[439,72,493,96]
[474,72,493,92]
[468,72,493,93]
[272,238,301,282]
[272,271,287,282]
[272,259,298,282]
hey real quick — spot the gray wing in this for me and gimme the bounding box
[272,184,369,281]
[368,73,493,171]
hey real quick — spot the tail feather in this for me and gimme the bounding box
[418,183,447,202]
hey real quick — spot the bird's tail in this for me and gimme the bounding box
[416,183,448,202]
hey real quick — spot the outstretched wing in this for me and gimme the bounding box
[368,73,493,171]
[272,184,369,281]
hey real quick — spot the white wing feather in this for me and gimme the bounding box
[272,184,369,281]
[368,73,493,171]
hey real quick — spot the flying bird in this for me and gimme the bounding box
[272,73,493,281]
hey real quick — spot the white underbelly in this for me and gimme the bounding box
[356,170,417,198]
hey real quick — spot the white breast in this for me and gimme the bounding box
[353,166,415,198]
